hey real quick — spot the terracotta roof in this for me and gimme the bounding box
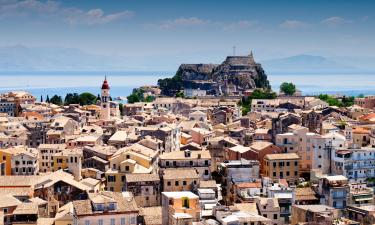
[236,182,262,189]
[160,150,211,160]
[265,153,299,160]
[295,187,318,201]
[74,192,138,216]
[126,173,160,183]
[163,169,200,180]
[199,180,217,188]
[13,203,38,215]
[250,141,273,151]
[139,207,162,225]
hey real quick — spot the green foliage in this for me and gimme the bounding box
[280,82,296,95]
[357,93,365,98]
[46,95,50,103]
[78,92,97,105]
[127,88,155,103]
[175,91,184,98]
[145,95,155,102]
[119,103,124,116]
[64,92,97,106]
[318,94,355,107]
[64,93,80,105]
[157,70,183,96]
[239,89,277,115]
[127,88,144,103]
[50,95,63,106]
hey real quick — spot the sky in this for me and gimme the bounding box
[0,0,374,70]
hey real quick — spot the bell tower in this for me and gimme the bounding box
[100,76,110,120]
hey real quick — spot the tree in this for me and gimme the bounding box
[157,70,183,96]
[145,95,155,102]
[280,82,296,96]
[119,103,124,116]
[127,88,144,103]
[78,92,97,105]
[64,93,80,105]
[239,89,277,115]
[46,95,50,103]
[40,95,43,102]
[50,95,63,106]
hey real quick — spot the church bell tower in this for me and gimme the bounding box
[100,76,110,120]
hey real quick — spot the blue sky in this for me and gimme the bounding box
[0,0,374,70]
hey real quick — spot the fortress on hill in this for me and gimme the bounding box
[178,51,270,96]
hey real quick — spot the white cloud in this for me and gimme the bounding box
[222,20,258,30]
[148,17,210,29]
[64,8,134,25]
[0,0,59,16]
[0,0,133,25]
[279,20,307,29]
[321,16,350,27]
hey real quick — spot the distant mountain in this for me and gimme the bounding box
[261,54,366,73]
[0,45,128,71]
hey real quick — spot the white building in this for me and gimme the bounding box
[332,145,375,182]
[184,88,207,98]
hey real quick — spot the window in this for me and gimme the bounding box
[204,170,209,175]
[273,172,276,177]
[273,214,277,219]
[98,219,103,225]
[294,161,298,166]
[110,218,115,225]
[167,181,171,186]
[130,217,136,224]
[286,171,290,176]
[84,221,90,225]
[182,197,189,208]
[183,181,187,185]
[286,162,290,166]
[175,181,179,186]
[107,175,116,182]
[121,218,125,225]
[108,203,116,210]
[125,166,130,171]
[122,176,125,182]
[205,160,209,165]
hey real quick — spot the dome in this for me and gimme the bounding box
[101,77,110,90]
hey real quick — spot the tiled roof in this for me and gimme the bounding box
[126,173,160,183]
[265,153,299,160]
[163,169,200,180]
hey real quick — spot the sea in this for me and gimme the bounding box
[0,72,375,100]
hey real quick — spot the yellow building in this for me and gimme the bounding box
[52,149,82,180]
[162,169,200,192]
[105,143,159,192]
[0,148,12,175]
[264,153,300,185]
[162,191,201,225]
